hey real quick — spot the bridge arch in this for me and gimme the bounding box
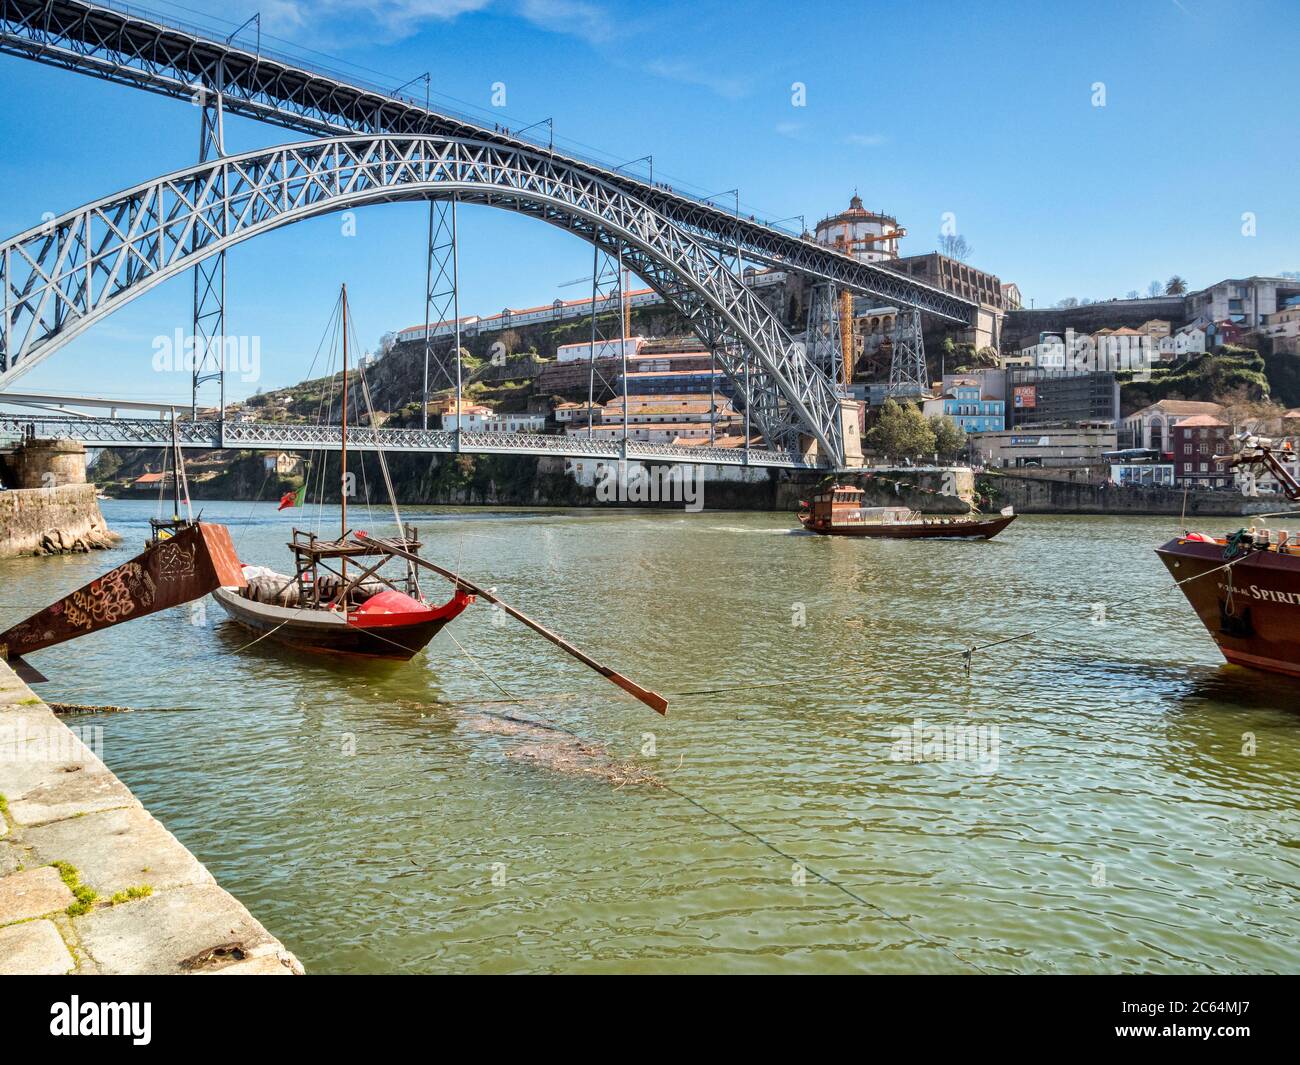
[0,135,844,462]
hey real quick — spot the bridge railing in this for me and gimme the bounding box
[0,415,814,468]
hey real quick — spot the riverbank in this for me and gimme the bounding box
[0,660,303,975]
[986,470,1284,516]
[0,485,119,559]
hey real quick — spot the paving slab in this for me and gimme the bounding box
[0,661,302,975]
[0,918,75,975]
[0,920,75,977]
[7,764,140,826]
[24,806,213,896]
[0,865,74,924]
[76,884,300,975]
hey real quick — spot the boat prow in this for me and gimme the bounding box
[1157,530,1300,680]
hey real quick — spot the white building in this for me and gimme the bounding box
[1156,325,1208,359]
[1120,399,1226,452]
[1262,302,1300,355]
[1185,276,1300,329]
[554,401,603,425]
[441,404,545,433]
[555,336,645,364]
[564,422,717,444]
[813,194,902,263]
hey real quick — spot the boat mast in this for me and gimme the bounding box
[340,284,349,585]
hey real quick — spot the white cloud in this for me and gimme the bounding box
[775,121,803,138]
[645,58,749,100]
[844,132,886,147]
[516,0,616,44]
[256,0,617,44]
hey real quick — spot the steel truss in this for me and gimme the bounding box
[888,307,928,397]
[0,0,975,325]
[0,135,846,461]
[584,239,623,436]
[191,60,225,418]
[421,195,459,429]
[805,282,846,388]
[0,413,814,468]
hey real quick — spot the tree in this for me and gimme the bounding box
[866,399,937,460]
[1165,275,1188,295]
[1058,297,1079,309]
[1147,281,1162,298]
[930,415,967,459]
[937,233,972,261]
[1126,290,1140,300]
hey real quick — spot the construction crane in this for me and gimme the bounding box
[830,226,907,257]
[838,290,855,387]
[829,227,905,385]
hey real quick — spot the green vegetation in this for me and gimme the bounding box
[1121,346,1270,412]
[930,415,967,460]
[52,861,99,917]
[109,885,153,905]
[866,399,937,460]
[0,793,8,815]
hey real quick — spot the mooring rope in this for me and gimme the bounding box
[441,616,996,973]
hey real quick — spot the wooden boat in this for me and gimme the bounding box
[1157,439,1300,679]
[798,484,1016,539]
[212,529,472,660]
[211,284,471,661]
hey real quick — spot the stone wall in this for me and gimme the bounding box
[987,470,1271,516]
[0,484,118,558]
[2,438,88,490]
[1002,297,1188,351]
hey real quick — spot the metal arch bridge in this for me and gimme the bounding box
[0,413,817,469]
[0,0,980,469]
[0,134,852,460]
[0,0,974,321]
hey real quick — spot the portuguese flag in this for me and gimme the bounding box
[278,485,306,511]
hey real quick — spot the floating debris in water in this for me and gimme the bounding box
[466,714,661,788]
[47,703,200,715]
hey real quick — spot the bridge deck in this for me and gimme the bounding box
[0,414,819,469]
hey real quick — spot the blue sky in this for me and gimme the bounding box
[0,0,1296,404]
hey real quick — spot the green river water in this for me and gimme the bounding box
[3,498,1299,974]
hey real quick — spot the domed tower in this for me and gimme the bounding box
[813,194,903,262]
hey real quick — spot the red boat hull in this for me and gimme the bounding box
[798,513,1016,540]
[1156,537,1300,679]
[212,585,471,661]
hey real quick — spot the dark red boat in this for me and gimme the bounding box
[212,530,473,660]
[1157,439,1300,679]
[798,484,1016,539]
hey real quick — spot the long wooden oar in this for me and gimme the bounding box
[354,533,668,715]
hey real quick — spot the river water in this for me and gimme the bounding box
[3,498,1299,974]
